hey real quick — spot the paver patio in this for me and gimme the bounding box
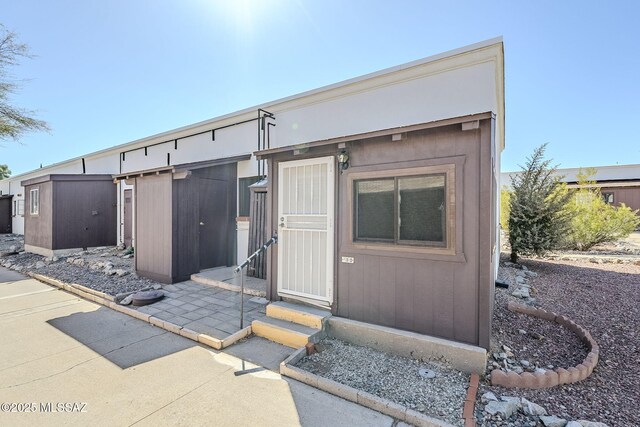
[132,280,267,339]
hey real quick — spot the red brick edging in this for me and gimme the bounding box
[463,373,479,426]
[490,302,599,389]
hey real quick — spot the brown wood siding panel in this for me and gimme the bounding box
[453,124,480,344]
[135,174,172,281]
[601,187,640,212]
[362,255,381,324]
[52,180,117,250]
[477,119,495,350]
[394,258,415,331]
[347,254,365,320]
[24,181,53,249]
[378,257,397,327]
[412,261,432,333]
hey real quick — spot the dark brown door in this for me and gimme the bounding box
[0,197,12,234]
[198,178,228,270]
[123,189,132,247]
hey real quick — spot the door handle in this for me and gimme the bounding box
[200,222,205,226]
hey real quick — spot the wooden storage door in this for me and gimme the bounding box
[198,178,228,270]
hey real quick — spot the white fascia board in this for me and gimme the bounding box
[2,37,504,184]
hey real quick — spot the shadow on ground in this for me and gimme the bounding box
[47,306,197,369]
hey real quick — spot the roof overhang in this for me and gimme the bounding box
[21,174,114,187]
[566,180,640,189]
[112,153,251,182]
[255,112,494,160]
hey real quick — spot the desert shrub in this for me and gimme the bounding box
[562,170,640,250]
[508,144,572,262]
[500,187,511,230]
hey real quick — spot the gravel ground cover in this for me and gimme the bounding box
[477,253,640,427]
[0,234,23,253]
[0,235,161,296]
[296,338,468,427]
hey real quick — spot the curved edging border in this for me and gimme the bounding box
[28,272,251,350]
[490,301,599,389]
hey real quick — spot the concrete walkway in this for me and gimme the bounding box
[134,280,267,339]
[0,268,396,427]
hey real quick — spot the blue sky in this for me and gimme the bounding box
[1,0,639,175]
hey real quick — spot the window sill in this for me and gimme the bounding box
[345,241,466,263]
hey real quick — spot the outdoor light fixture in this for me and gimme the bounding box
[337,150,350,172]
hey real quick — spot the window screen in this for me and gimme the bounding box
[354,173,447,246]
[354,179,394,240]
[398,175,445,243]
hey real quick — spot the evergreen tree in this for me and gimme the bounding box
[508,144,571,262]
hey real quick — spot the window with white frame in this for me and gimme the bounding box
[29,189,39,215]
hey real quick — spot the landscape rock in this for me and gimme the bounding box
[576,421,609,427]
[540,415,568,427]
[566,423,582,427]
[512,287,531,298]
[35,261,46,269]
[114,269,128,277]
[481,391,498,402]
[485,399,519,418]
[521,398,547,416]
[119,294,134,305]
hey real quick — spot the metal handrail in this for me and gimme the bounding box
[235,234,278,328]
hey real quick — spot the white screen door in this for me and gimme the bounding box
[277,156,334,304]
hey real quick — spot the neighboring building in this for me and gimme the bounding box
[501,164,640,212]
[20,174,117,257]
[0,38,505,350]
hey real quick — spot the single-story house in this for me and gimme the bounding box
[0,38,504,349]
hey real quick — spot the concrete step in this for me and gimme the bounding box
[266,300,331,329]
[190,270,266,297]
[251,317,320,348]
